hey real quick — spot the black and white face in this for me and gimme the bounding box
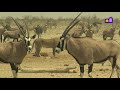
[24,34,36,53]
[25,37,32,52]
[55,37,65,54]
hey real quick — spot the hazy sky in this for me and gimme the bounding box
[0,12,120,19]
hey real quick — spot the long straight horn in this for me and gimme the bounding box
[63,20,81,37]
[10,17,26,37]
[61,12,83,37]
[23,19,29,37]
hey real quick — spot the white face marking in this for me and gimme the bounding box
[28,46,32,49]
[25,37,31,42]
[25,37,32,52]
[28,38,31,41]
[61,37,64,40]
[55,47,61,54]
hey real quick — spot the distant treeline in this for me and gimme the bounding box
[0,15,120,27]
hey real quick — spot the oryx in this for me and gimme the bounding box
[55,12,120,78]
[34,24,47,38]
[0,17,36,78]
[103,22,118,40]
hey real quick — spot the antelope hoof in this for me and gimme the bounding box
[88,75,93,78]
[88,73,93,78]
[33,54,40,57]
[80,73,84,78]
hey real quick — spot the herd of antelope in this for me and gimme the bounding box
[0,12,120,78]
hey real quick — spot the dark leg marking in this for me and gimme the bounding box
[110,57,116,78]
[10,63,18,78]
[10,63,18,73]
[88,64,93,78]
[80,64,84,78]
[3,36,7,42]
[1,35,2,43]
[53,48,56,57]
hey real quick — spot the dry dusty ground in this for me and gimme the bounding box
[0,50,116,78]
[0,27,120,78]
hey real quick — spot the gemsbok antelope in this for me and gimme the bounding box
[3,30,21,42]
[55,12,120,78]
[0,17,36,78]
[103,23,117,40]
[34,24,47,38]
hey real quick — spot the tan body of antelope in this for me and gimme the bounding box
[70,23,85,38]
[71,29,82,38]
[32,37,60,57]
[84,30,94,38]
[34,25,47,38]
[0,17,36,78]
[71,22,94,38]
[71,29,85,38]
[2,24,17,31]
[55,12,120,78]
[3,30,21,42]
[84,20,94,38]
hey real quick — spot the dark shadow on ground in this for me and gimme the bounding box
[19,67,77,73]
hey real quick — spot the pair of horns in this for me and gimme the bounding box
[10,17,29,37]
[61,12,83,38]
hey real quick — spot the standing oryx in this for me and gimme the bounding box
[71,21,94,38]
[0,17,36,78]
[34,24,47,38]
[84,21,94,38]
[2,24,26,42]
[103,23,117,40]
[3,30,21,42]
[1,24,16,31]
[55,12,120,78]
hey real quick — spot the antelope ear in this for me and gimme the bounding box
[61,37,65,40]
[31,34,36,39]
[19,34,24,40]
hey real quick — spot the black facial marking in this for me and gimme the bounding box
[56,38,64,51]
[24,38,31,51]
[27,41,30,46]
